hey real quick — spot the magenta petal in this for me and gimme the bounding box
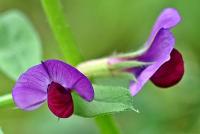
[47,82,73,118]
[12,64,50,110]
[130,29,175,96]
[43,60,94,101]
[147,8,181,48]
[151,49,184,87]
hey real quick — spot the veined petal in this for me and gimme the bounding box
[147,8,181,47]
[111,8,181,59]
[42,60,94,101]
[137,28,174,62]
[130,29,175,96]
[12,64,50,110]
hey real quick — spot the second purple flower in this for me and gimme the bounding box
[109,8,184,96]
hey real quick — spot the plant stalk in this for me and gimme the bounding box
[41,0,82,65]
[95,115,122,134]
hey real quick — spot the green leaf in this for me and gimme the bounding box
[0,10,42,80]
[73,84,138,117]
[0,128,3,134]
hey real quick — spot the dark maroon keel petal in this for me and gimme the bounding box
[47,82,73,118]
[151,48,184,88]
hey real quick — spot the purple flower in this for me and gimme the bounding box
[12,59,94,118]
[109,8,184,96]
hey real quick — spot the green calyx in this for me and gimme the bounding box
[77,57,152,78]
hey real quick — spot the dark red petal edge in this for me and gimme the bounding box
[151,48,184,88]
[47,82,73,118]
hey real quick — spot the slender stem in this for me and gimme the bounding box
[41,0,82,65]
[95,115,122,134]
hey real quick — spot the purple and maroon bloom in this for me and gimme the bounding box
[12,60,94,118]
[109,8,184,96]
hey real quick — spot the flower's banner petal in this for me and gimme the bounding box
[73,84,138,117]
[13,59,94,111]
[12,64,49,110]
[44,60,94,101]
[147,8,181,48]
[136,29,174,62]
[130,29,175,96]
[0,10,42,80]
[113,8,181,59]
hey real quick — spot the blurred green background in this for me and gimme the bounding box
[0,0,199,134]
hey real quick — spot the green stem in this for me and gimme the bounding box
[41,0,82,65]
[95,115,121,134]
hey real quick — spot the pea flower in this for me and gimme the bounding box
[12,60,94,118]
[108,8,184,96]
